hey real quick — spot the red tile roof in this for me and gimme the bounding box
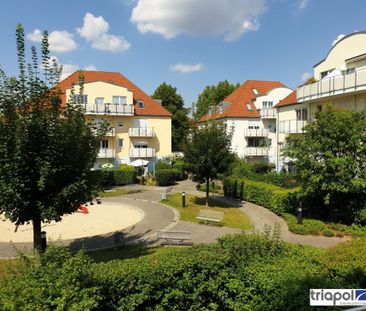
[57,71,172,117]
[200,80,287,121]
[274,90,297,108]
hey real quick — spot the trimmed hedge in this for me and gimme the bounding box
[223,177,299,215]
[155,169,178,186]
[99,164,136,187]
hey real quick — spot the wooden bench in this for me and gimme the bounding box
[161,186,173,200]
[157,231,192,245]
[196,210,224,225]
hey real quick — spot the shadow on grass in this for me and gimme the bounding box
[193,196,242,208]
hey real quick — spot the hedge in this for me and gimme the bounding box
[223,177,300,215]
[155,169,178,186]
[98,164,136,188]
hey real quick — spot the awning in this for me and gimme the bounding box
[130,159,149,167]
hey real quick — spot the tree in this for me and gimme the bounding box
[152,82,189,151]
[184,121,235,204]
[0,25,105,250]
[195,80,239,119]
[284,105,366,222]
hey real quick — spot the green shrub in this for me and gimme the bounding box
[322,228,334,237]
[172,159,187,180]
[305,219,328,235]
[253,161,275,173]
[101,170,115,187]
[114,164,136,185]
[357,207,366,225]
[155,169,178,186]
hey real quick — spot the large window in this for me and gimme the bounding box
[101,139,108,149]
[73,95,88,104]
[248,138,260,147]
[95,97,105,105]
[112,96,127,105]
[296,108,308,121]
[262,101,273,109]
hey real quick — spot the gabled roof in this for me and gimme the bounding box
[57,71,172,117]
[200,80,287,121]
[274,90,298,108]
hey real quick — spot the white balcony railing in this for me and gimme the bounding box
[129,148,156,158]
[297,67,366,102]
[97,149,116,158]
[260,108,277,118]
[245,147,268,156]
[81,103,134,116]
[244,128,269,137]
[128,128,155,137]
[279,120,307,134]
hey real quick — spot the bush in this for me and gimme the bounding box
[155,169,178,186]
[357,207,366,225]
[172,159,187,180]
[253,161,275,174]
[114,164,136,185]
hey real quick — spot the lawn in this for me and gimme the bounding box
[100,188,142,197]
[162,193,251,229]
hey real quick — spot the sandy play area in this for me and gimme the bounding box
[0,203,144,243]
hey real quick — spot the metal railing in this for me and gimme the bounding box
[128,127,155,137]
[245,147,268,156]
[297,67,366,102]
[279,120,307,134]
[97,149,116,158]
[81,103,134,116]
[260,108,277,118]
[129,148,156,158]
[244,128,269,137]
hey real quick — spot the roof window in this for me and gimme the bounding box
[138,100,144,108]
[246,103,253,111]
[252,88,259,95]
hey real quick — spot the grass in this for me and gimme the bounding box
[100,188,142,197]
[162,193,251,229]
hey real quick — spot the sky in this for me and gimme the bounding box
[0,0,366,108]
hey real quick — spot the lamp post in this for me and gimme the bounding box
[182,191,186,208]
[297,202,303,224]
[41,231,47,252]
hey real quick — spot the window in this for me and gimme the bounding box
[73,95,87,104]
[138,100,144,108]
[248,138,260,147]
[248,125,260,129]
[346,67,355,75]
[95,97,104,105]
[246,103,253,111]
[317,105,322,112]
[262,101,273,109]
[296,108,308,120]
[252,88,259,95]
[134,142,148,148]
[112,96,127,105]
[321,69,333,79]
[118,139,124,148]
[101,139,108,149]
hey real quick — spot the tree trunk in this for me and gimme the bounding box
[32,216,42,251]
[206,178,210,206]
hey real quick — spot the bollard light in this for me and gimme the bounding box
[41,231,47,252]
[182,191,186,208]
[297,203,303,225]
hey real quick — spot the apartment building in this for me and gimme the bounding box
[276,31,366,172]
[200,80,293,166]
[57,71,172,170]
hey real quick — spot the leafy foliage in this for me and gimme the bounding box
[155,169,178,186]
[151,82,189,151]
[284,105,366,222]
[195,80,240,119]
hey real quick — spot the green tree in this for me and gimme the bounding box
[152,82,189,151]
[184,121,235,204]
[284,105,366,222]
[195,80,239,119]
[0,25,105,250]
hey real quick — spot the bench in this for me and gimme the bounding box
[157,231,192,245]
[161,186,173,200]
[196,210,224,225]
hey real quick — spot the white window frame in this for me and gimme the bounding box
[95,97,105,105]
[112,96,127,105]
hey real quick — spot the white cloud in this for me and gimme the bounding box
[77,12,131,52]
[170,63,205,73]
[301,72,312,82]
[26,29,77,53]
[298,0,308,9]
[332,34,345,46]
[130,0,266,41]
[84,64,97,71]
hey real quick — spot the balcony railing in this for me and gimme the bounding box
[260,108,277,118]
[244,128,269,137]
[129,127,155,137]
[80,103,134,116]
[279,120,307,134]
[129,148,156,158]
[297,67,366,102]
[245,147,268,156]
[97,148,115,158]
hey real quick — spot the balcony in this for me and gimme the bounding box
[97,149,115,158]
[129,148,156,158]
[279,120,307,134]
[244,128,269,137]
[297,67,366,102]
[81,103,134,116]
[260,108,277,118]
[245,147,268,156]
[129,127,155,137]
[91,127,115,137]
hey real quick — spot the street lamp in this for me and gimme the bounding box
[297,202,303,224]
[182,191,186,208]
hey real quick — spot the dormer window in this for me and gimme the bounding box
[252,88,259,95]
[246,103,253,111]
[138,100,144,108]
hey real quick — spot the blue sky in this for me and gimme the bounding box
[0,0,365,107]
